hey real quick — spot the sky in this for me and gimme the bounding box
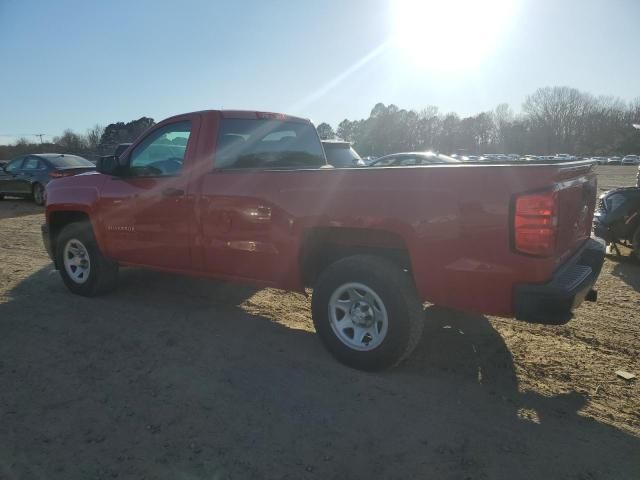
[0,0,639,145]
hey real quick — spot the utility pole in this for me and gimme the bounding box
[35,134,45,144]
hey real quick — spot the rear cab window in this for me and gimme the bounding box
[214,117,326,169]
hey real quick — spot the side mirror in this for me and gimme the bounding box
[96,155,123,176]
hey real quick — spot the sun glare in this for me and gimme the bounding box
[392,0,514,72]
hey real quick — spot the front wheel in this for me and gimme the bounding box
[56,222,119,296]
[311,255,424,371]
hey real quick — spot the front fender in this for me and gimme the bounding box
[45,173,108,254]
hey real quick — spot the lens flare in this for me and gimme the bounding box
[392,0,514,71]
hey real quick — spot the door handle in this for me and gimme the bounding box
[161,187,184,197]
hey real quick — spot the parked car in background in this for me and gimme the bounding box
[621,155,639,165]
[593,186,640,260]
[554,154,575,161]
[0,153,95,205]
[370,151,460,166]
[489,154,510,162]
[113,143,132,158]
[322,140,365,167]
[97,143,133,166]
[607,156,622,165]
[362,156,378,165]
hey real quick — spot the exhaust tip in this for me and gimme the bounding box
[585,289,598,302]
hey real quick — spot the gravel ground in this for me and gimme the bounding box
[0,166,639,479]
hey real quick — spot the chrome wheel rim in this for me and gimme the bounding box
[63,238,91,284]
[328,282,388,351]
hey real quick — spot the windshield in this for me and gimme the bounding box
[214,118,325,169]
[44,155,94,168]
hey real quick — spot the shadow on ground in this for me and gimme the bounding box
[606,252,640,292]
[0,198,43,220]
[1,266,638,479]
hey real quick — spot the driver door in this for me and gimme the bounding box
[99,118,198,270]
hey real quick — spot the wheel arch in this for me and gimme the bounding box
[299,227,413,287]
[48,211,92,269]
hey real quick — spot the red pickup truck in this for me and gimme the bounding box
[43,110,605,370]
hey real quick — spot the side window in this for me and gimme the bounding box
[5,158,24,173]
[23,157,42,170]
[129,121,191,177]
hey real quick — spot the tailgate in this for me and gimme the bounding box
[553,163,597,265]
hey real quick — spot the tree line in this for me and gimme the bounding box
[0,117,156,160]
[316,86,640,157]
[2,86,639,161]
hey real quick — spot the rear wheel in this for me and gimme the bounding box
[311,255,424,371]
[56,222,119,296]
[32,183,45,206]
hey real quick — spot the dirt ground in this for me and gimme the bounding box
[0,165,639,479]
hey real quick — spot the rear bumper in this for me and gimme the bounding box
[513,237,605,323]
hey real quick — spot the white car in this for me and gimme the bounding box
[621,155,640,165]
[607,156,622,165]
[553,154,576,161]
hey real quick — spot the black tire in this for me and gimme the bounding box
[32,183,45,206]
[311,255,424,371]
[55,222,119,296]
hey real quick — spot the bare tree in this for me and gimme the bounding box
[86,124,104,151]
[53,129,87,153]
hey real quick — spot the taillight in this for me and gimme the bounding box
[514,190,558,256]
[49,171,75,179]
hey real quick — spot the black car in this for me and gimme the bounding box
[322,140,365,167]
[593,187,640,260]
[114,143,132,158]
[0,153,95,205]
[97,143,132,168]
